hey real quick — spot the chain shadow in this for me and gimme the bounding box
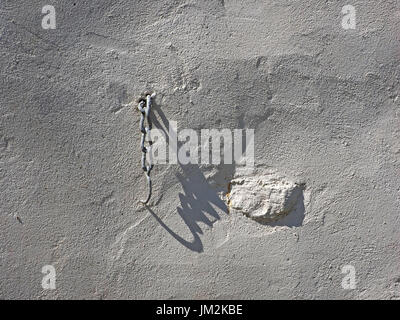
[144,101,229,253]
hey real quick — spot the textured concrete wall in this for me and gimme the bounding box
[1,0,399,299]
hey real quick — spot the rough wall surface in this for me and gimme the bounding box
[1,0,399,299]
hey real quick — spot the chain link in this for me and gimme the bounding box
[138,94,154,204]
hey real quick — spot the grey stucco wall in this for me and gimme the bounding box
[1,0,399,299]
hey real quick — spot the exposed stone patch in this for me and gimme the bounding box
[227,172,304,223]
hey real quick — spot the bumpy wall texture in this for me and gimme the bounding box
[1,0,399,299]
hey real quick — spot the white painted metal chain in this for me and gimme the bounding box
[137,94,154,204]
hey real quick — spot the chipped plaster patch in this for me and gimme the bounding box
[227,171,305,223]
